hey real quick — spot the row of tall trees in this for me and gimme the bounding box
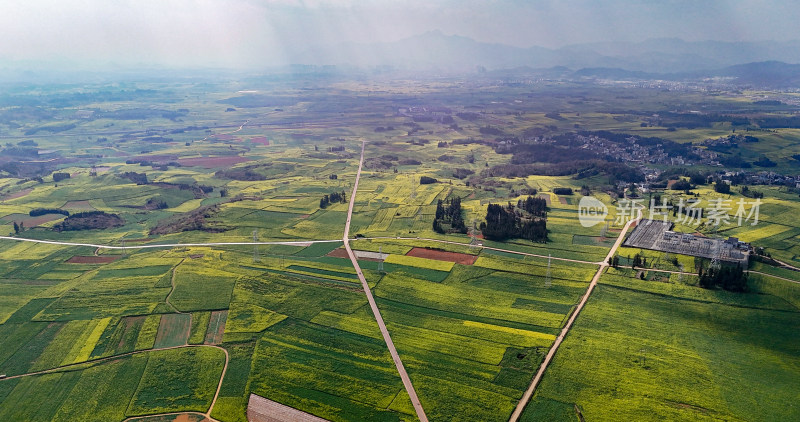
[480,198,548,242]
[320,191,347,208]
[433,197,467,234]
[699,265,748,292]
[517,196,547,217]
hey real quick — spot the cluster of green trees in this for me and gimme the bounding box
[714,180,731,194]
[480,199,547,242]
[120,171,148,185]
[631,253,648,268]
[145,198,168,210]
[419,176,438,184]
[53,211,124,231]
[741,185,764,198]
[52,172,70,182]
[29,208,69,217]
[320,191,346,208]
[699,265,748,292]
[517,196,547,217]
[433,197,467,234]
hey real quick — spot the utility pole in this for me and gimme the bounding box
[253,230,259,262]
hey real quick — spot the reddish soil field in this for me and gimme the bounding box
[558,196,569,205]
[2,188,33,201]
[214,134,236,141]
[177,156,251,168]
[250,136,270,145]
[326,248,351,259]
[204,310,228,345]
[66,255,121,264]
[406,247,478,265]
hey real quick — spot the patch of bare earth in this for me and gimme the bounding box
[406,247,477,265]
[2,188,33,200]
[537,193,551,205]
[247,394,330,422]
[204,310,228,345]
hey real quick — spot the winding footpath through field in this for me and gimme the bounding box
[508,209,641,422]
[342,140,429,422]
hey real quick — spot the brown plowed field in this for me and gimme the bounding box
[406,247,477,265]
[66,255,120,264]
[2,188,33,200]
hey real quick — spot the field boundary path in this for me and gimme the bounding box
[342,140,429,422]
[508,212,641,422]
[165,258,186,313]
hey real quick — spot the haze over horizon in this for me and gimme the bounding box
[1,0,799,71]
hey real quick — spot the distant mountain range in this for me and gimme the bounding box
[2,30,800,86]
[290,31,800,85]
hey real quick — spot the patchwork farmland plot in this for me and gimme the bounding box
[1,76,800,422]
[153,313,192,348]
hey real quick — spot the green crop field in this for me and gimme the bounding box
[522,269,800,421]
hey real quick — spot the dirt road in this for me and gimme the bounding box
[508,213,640,422]
[342,140,429,422]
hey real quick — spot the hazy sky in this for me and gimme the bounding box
[1,0,797,69]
